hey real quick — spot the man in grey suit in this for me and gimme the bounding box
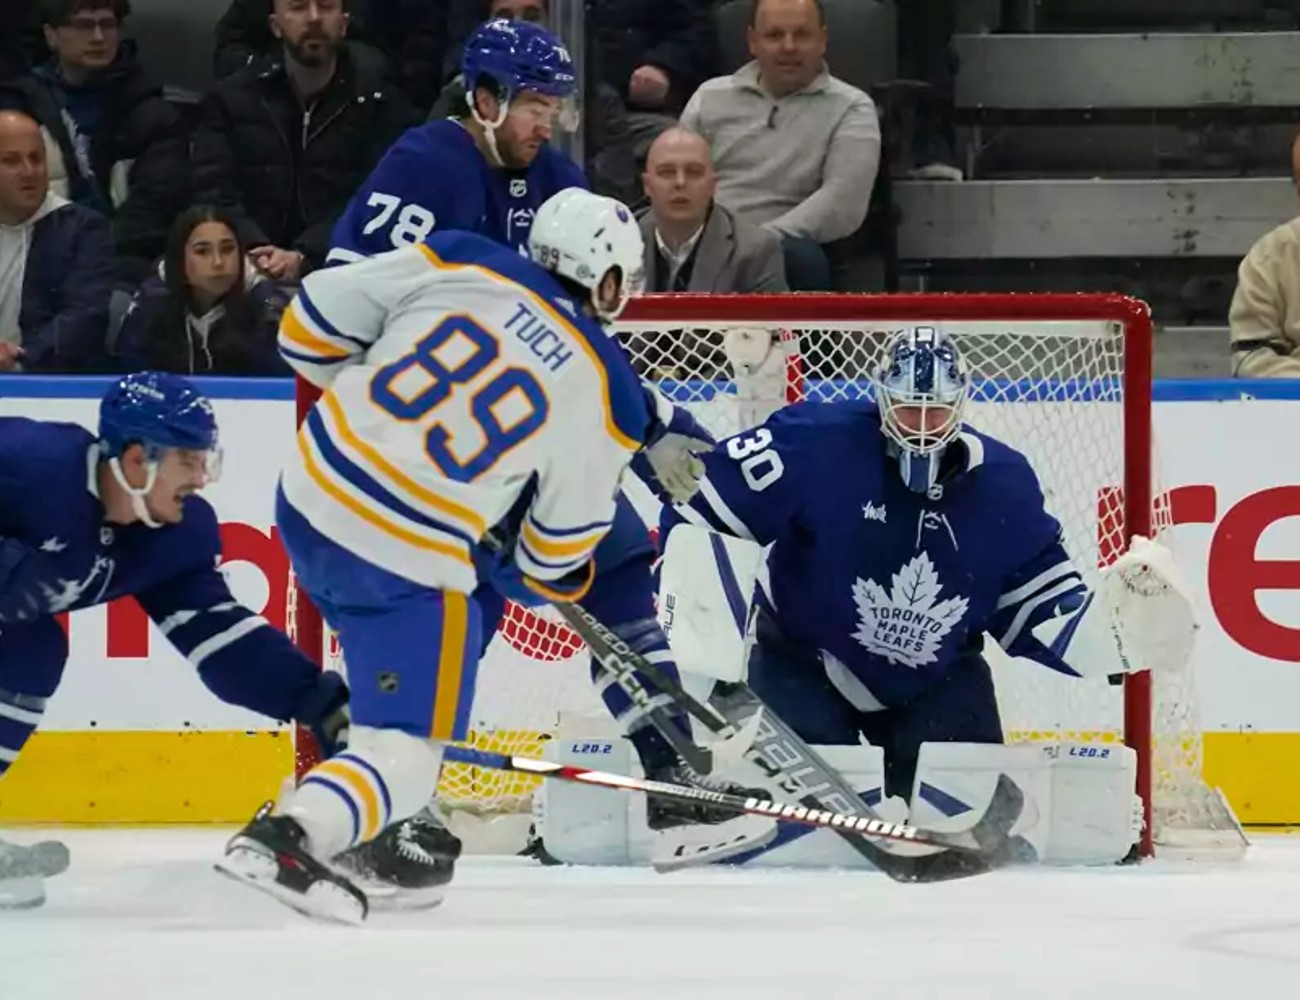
[639,126,787,294]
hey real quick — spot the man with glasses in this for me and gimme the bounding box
[0,0,188,281]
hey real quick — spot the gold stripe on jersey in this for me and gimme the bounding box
[280,301,354,359]
[417,244,640,453]
[521,519,605,560]
[318,390,488,538]
[297,427,473,567]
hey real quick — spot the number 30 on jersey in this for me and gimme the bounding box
[369,315,549,481]
[727,429,784,491]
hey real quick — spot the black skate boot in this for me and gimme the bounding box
[332,804,462,911]
[216,802,368,925]
[644,759,768,831]
[644,759,780,869]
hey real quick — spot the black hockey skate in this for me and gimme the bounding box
[332,805,462,911]
[644,759,769,831]
[644,759,780,869]
[216,802,368,925]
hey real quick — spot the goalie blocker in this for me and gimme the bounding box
[534,523,1206,869]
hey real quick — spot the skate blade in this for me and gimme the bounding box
[653,815,779,872]
[360,881,450,913]
[215,844,366,926]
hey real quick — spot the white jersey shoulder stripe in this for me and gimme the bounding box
[417,244,641,453]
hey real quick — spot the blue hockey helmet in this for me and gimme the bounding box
[872,327,969,494]
[100,371,219,459]
[462,18,576,102]
[99,372,222,525]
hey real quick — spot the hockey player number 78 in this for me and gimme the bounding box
[369,315,549,482]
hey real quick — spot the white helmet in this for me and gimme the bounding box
[528,188,645,322]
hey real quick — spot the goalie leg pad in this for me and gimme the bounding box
[908,740,1140,866]
[658,523,765,684]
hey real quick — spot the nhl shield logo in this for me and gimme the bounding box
[510,178,528,198]
[850,553,969,669]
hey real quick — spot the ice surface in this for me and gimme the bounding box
[1,827,1298,1000]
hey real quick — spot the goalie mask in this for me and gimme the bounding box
[872,327,969,493]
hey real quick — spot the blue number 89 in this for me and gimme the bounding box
[369,315,549,481]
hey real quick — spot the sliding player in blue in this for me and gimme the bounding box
[0,372,349,908]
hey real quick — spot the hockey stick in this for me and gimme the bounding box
[552,599,1028,881]
[485,535,758,774]
[440,741,1019,859]
[537,599,1025,881]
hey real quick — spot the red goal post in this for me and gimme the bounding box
[288,291,1244,859]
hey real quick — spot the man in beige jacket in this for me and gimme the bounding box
[1230,134,1300,377]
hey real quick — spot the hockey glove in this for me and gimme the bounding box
[293,669,351,757]
[632,399,715,504]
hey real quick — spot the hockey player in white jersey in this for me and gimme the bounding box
[215,189,657,922]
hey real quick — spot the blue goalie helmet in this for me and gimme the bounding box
[99,370,221,474]
[872,327,969,493]
[462,18,577,104]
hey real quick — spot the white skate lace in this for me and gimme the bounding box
[394,818,442,866]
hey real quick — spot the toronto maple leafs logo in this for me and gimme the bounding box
[851,553,970,669]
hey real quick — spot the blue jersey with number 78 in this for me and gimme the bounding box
[277,230,652,597]
[325,119,589,266]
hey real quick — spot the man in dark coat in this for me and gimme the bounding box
[192,0,416,283]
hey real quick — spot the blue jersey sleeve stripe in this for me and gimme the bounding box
[280,345,350,367]
[297,288,371,349]
[525,514,613,538]
[519,535,592,575]
[304,410,476,549]
[417,242,648,451]
[997,577,1087,650]
[996,559,1079,610]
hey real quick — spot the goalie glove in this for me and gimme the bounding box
[1099,534,1199,675]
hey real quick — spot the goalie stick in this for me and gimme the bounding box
[441,741,1023,862]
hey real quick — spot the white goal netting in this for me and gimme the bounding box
[289,293,1243,857]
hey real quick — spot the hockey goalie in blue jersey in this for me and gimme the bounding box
[0,372,350,908]
[326,18,587,265]
[216,188,691,922]
[539,327,1214,869]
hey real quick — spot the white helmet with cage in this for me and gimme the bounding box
[872,326,970,493]
[528,188,645,322]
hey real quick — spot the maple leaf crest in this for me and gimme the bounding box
[851,552,970,669]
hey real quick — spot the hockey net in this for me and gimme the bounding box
[288,292,1244,859]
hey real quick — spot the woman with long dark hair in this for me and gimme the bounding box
[113,205,290,375]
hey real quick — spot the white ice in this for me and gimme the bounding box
[1,827,1298,1000]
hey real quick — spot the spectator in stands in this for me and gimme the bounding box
[112,204,289,375]
[213,0,446,112]
[680,0,879,291]
[1229,132,1300,378]
[0,110,113,372]
[192,0,414,284]
[640,126,785,294]
[0,0,189,283]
